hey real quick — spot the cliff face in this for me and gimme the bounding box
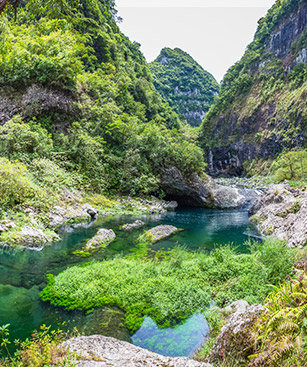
[201,0,306,176]
[150,48,219,127]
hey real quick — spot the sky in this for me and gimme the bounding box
[116,0,276,82]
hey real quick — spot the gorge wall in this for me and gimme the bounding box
[201,0,306,176]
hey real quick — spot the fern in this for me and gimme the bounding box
[249,275,307,366]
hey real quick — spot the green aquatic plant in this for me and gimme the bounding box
[41,239,296,333]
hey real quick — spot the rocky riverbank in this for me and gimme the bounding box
[0,194,179,249]
[249,184,307,248]
[61,335,213,367]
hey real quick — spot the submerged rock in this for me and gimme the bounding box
[122,220,145,231]
[86,229,116,250]
[208,301,265,365]
[61,335,212,367]
[249,184,307,247]
[146,225,178,242]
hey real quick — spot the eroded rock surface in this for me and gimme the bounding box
[49,204,98,227]
[61,335,212,367]
[86,229,116,250]
[249,184,307,247]
[208,302,265,365]
[9,226,60,248]
[122,220,145,231]
[161,167,251,209]
[146,225,178,242]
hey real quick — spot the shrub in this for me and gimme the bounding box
[0,157,39,209]
[271,149,307,183]
[0,116,53,161]
[0,324,77,367]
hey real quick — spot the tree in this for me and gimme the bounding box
[0,0,18,20]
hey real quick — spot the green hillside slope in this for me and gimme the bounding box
[150,48,219,127]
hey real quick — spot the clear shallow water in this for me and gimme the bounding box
[132,314,209,357]
[0,208,260,356]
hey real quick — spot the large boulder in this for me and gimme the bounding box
[61,335,212,367]
[3,226,60,248]
[161,167,247,209]
[146,225,178,242]
[49,204,98,228]
[122,220,145,231]
[86,229,116,250]
[208,302,265,365]
[249,184,307,247]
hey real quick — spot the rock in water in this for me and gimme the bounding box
[122,220,145,231]
[61,335,212,367]
[86,229,116,250]
[146,225,178,242]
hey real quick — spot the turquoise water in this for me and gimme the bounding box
[132,314,209,357]
[0,208,260,356]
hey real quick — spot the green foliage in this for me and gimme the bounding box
[41,239,296,333]
[150,48,219,127]
[0,18,89,89]
[250,275,307,366]
[0,324,77,367]
[0,157,43,210]
[0,0,204,198]
[0,115,53,161]
[271,149,307,183]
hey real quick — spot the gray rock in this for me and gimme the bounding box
[82,204,99,218]
[13,226,60,246]
[223,300,249,314]
[249,184,307,247]
[49,205,92,227]
[146,225,178,242]
[161,200,178,210]
[122,220,145,231]
[61,335,212,367]
[161,167,248,209]
[208,302,265,364]
[86,229,116,250]
[0,220,16,232]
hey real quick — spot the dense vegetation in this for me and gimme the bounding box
[41,239,295,333]
[0,0,204,202]
[243,148,307,187]
[200,0,306,170]
[150,48,219,127]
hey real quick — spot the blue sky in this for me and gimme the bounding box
[116,0,276,82]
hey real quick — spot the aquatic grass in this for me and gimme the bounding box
[41,256,212,332]
[41,239,296,332]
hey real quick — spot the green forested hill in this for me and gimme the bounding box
[150,48,219,127]
[200,0,307,176]
[0,0,204,200]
